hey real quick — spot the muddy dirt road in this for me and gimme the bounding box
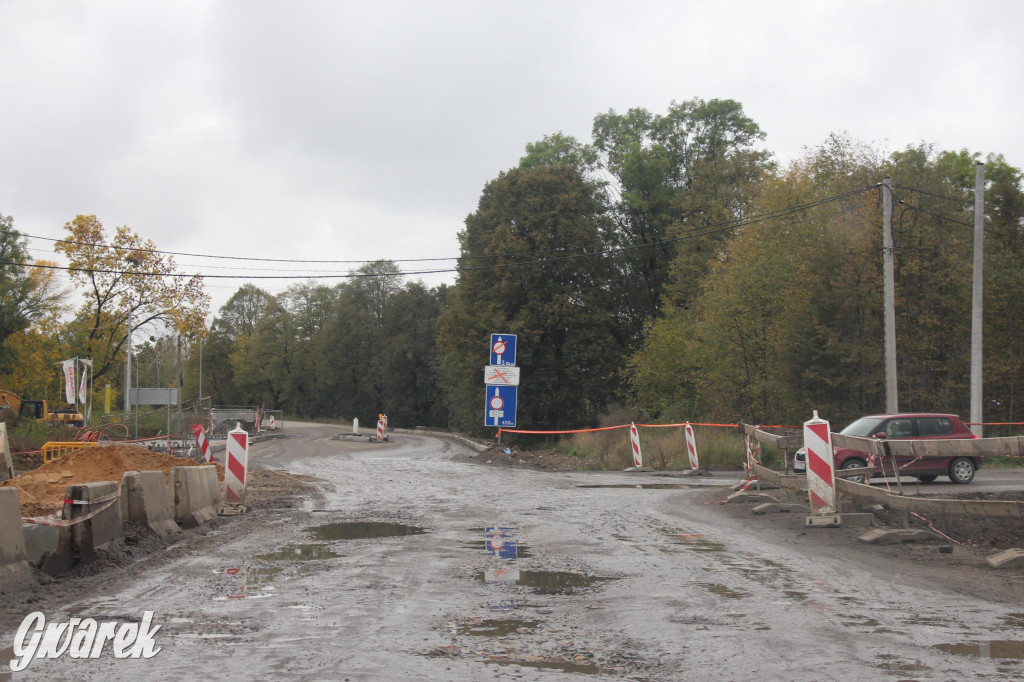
[3,422,1023,680]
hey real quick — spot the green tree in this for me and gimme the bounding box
[438,165,626,434]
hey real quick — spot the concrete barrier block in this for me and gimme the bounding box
[986,548,1024,569]
[171,465,220,529]
[0,423,14,481]
[858,528,943,545]
[752,503,808,514]
[66,481,123,563]
[0,488,33,590]
[726,491,777,503]
[121,470,180,536]
[21,523,71,575]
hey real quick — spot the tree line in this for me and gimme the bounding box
[2,98,1022,436]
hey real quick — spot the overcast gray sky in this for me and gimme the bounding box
[2,0,1021,314]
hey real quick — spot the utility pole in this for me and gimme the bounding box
[882,176,898,413]
[970,162,985,437]
[124,312,132,419]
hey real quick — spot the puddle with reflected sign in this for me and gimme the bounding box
[475,570,616,594]
[461,541,532,559]
[934,640,1024,659]
[306,521,427,540]
[456,619,540,637]
[255,544,341,561]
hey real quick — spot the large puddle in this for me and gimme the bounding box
[485,656,612,675]
[577,483,694,489]
[476,570,616,594]
[307,521,428,540]
[934,640,1024,659]
[456,618,540,637]
[255,544,341,561]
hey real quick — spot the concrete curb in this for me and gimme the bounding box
[858,528,944,545]
[121,470,181,536]
[0,488,33,591]
[394,428,491,453]
[171,465,220,529]
[986,548,1024,569]
[66,481,124,563]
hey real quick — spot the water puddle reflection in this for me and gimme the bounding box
[307,521,427,540]
[577,483,694,489]
[477,570,616,594]
[255,544,341,561]
[456,619,540,637]
[485,656,611,675]
[698,583,748,600]
[934,640,1024,659]
[873,654,932,674]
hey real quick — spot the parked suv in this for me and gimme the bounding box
[792,413,980,483]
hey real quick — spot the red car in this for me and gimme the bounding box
[794,413,981,483]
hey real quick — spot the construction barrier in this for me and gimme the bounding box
[0,488,32,590]
[41,441,99,463]
[1,422,13,481]
[684,422,699,470]
[121,470,180,536]
[193,423,212,463]
[66,481,123,564]
[804,412,837,515]
[376,419,386,443]
[171,465,220,528]
[225,427,248,504]
[629,423,642,467]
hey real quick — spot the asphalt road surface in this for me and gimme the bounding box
[5,422,1024,680]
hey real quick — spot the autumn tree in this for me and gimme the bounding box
[55,215,209,387]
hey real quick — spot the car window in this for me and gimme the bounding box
[884,419,913,438]
[840,417,886,437]
[916,417,952,436]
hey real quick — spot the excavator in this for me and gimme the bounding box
[0,389,85,427]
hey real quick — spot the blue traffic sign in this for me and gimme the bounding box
[489,334,517,366]
[485,385,517,428]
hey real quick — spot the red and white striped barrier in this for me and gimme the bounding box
[629,423,642,467]
[376,419,385,442]
[225,426,248,505]
[192,423,212,463]
[804,411,837,514]
[684,422,699,470]
[743,434,754,477]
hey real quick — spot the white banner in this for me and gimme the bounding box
[62,359,76,405]
[78,359,91,404]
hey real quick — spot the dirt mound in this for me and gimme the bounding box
[0,445,223,517]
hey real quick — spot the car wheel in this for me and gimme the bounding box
[841,458,868,484]
[917,475,938,483]
[948,458,976,484]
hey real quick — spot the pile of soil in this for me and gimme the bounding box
[0,445,223,517]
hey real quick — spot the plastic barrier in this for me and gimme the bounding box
[171,465,220,528]
[193,423,212,463]
[121,470,181,536]
[0,488,32,590]
[65,481,123,563]
[684,422,699,470]
[41,441,99,463]
[629,423,642,467]
[804,412,837,515]
[225,427,248,504]
[1,422,13,481]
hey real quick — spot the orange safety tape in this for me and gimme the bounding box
[497,422,744,437]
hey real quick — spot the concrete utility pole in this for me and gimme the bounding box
[124,312,132,419]
[970,162,985,437]
[882,176,898,413]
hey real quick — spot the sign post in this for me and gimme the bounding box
[485,334,520,429]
